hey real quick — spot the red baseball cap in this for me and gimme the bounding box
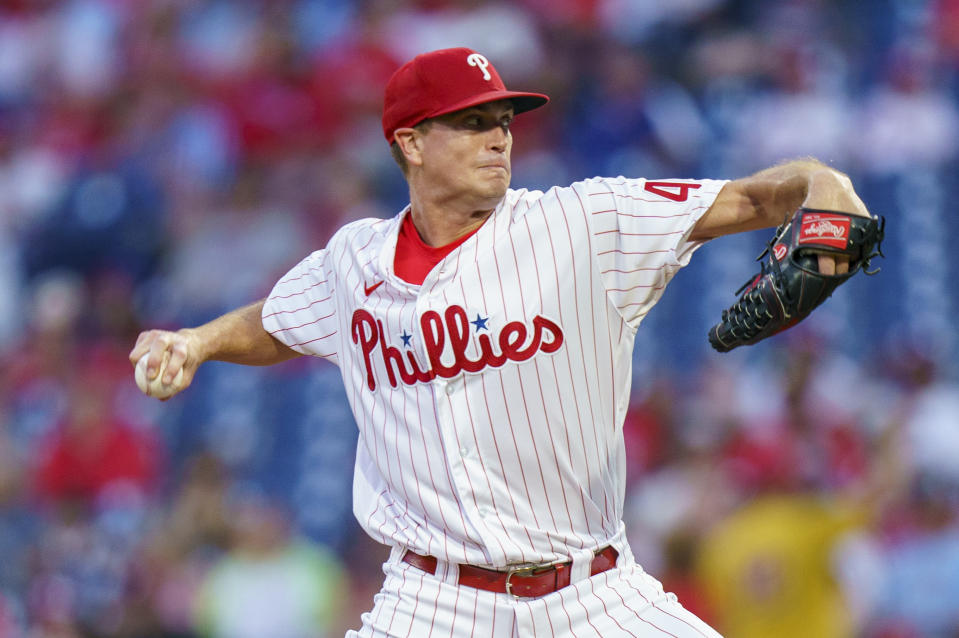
[382,47,549,144]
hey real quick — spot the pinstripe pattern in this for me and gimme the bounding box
[264,177,727,636]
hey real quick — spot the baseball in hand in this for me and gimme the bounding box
[135,352,185,399]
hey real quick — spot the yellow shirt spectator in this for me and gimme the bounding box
[696,493,867,638]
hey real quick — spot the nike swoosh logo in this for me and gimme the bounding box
[364,280,384,296]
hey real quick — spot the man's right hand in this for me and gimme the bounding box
[129,300,301,399]
[129,328,204,400]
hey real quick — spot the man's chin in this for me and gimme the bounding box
[482,175,510,198]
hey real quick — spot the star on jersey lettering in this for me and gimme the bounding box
[400,331,413,347]
[471,314,489,331]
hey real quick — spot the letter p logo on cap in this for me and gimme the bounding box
[467,53,492,81]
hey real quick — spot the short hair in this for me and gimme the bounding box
[389,120,433,177]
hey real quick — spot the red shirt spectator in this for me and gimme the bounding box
[32,376,160,506]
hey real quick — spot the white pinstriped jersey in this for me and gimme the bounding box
[263,176,728,568]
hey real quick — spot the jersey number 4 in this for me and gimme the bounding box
[644,181,701,202]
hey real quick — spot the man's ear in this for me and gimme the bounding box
[394,128,424,167]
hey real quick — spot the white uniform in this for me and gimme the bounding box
[263,176,728,637]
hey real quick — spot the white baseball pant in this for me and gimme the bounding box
[347,544,722,638]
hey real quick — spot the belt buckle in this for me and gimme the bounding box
[504,563,546,599]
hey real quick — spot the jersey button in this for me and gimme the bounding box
[459,447,470,458]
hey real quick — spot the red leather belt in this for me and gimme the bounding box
[401,546,619,598]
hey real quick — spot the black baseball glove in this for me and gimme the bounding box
[708,208,885,352]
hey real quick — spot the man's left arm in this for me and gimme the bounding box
[692,158,871,275]
[699,158,885,352]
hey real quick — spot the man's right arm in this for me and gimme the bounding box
[129,299,301,398]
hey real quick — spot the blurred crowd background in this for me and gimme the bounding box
[1,0,959,636]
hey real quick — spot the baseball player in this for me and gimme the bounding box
[130,48,872,637]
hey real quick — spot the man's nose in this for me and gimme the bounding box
[487,125,509,152]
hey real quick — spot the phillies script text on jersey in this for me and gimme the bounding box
[351,304,564,390]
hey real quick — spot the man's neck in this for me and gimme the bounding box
[407,190,500,247]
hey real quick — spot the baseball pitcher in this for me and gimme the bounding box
[131,48,882,637]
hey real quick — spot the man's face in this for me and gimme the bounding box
[417,100,515,207]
